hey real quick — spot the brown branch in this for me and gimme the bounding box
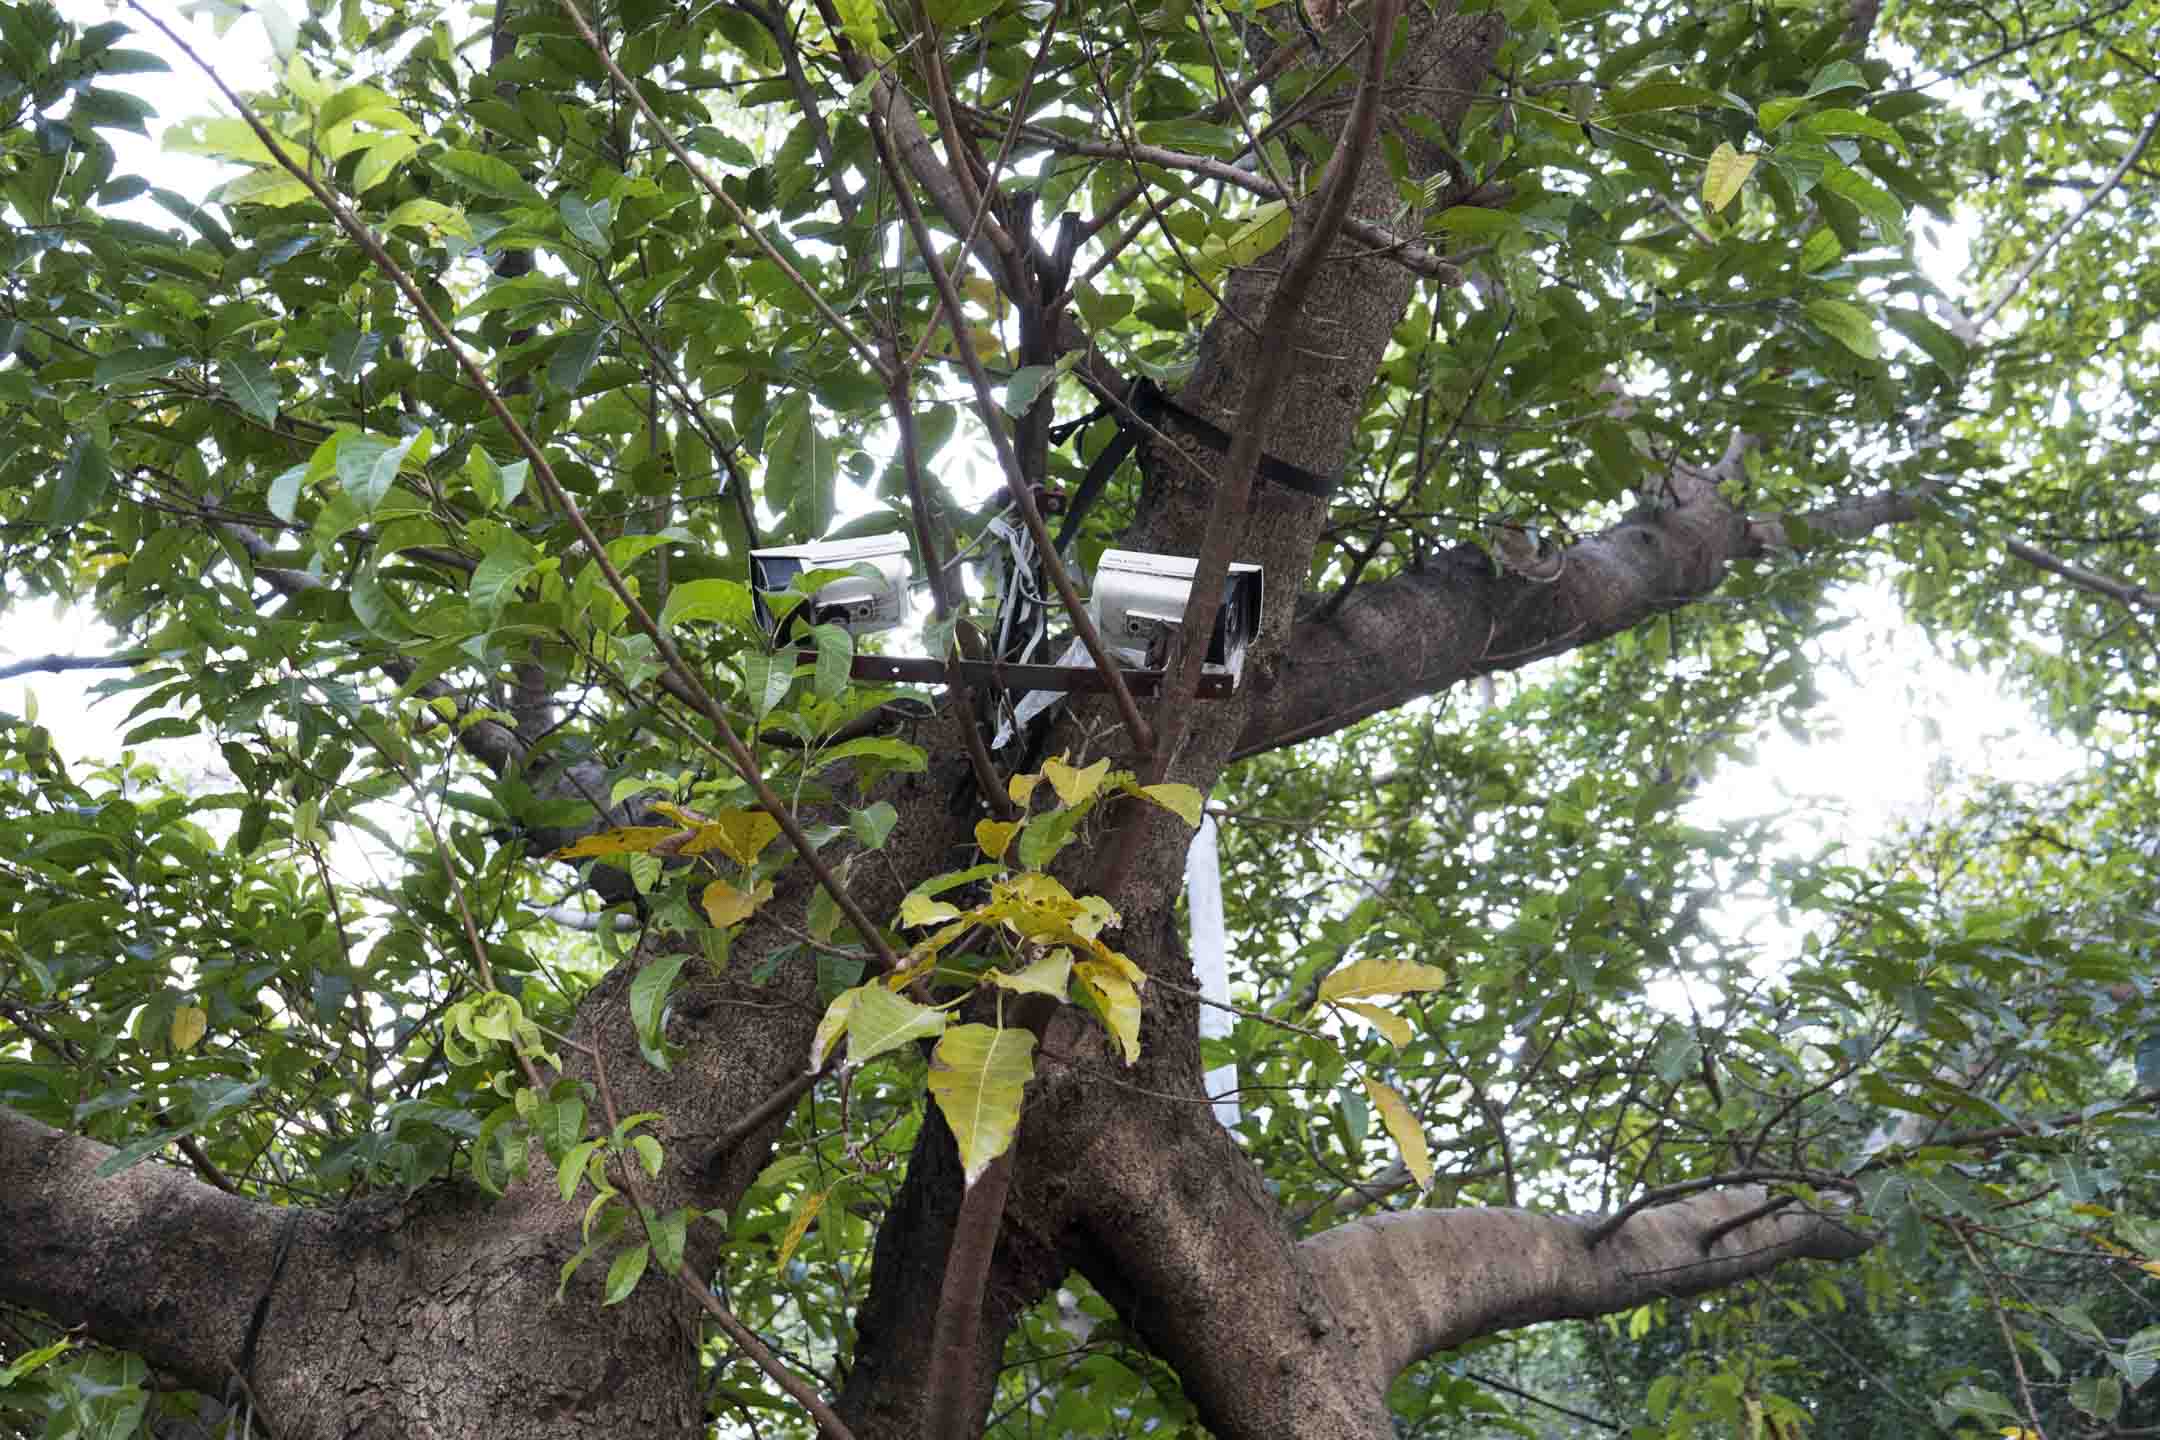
[0,651,151,680]
[2005,537,2157,610]
[1971,102,2160,332]
[956,109,1461,281]
[1245,480,1939,761]
[1304,1187,1872,1392]
[924,1150,1013,1440]
[1583,1169,1857,1248]
[890,372,1014,818]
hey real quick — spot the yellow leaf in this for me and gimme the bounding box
[900,893,964,928]
[927,1024,1037,1185]
[1082,943,1145,990]
[984,871,1083,939]
[974,818,1022,861]
[884,954,937,991]
[775,1188,827,1272]
[682,809,781,866]
[1075,959,1142,1064]
[1131,782,1203,826]
[1317,957,1449,1005]
[1337,1000,1411,1046]
[1701,141,1758,213]
[1362,1077,1433,1190]
[1008,772,1042,809]
[553,825,680,859]
[1043,753,1111,806]
[170,1005,208,1052]
[2140,1259,2160,1278]
[809,987,860,1071]
[1069,894,1119,941]
[701,876,774,928]
[990,948,1073,998]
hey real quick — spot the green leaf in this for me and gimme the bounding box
[1603,82,1733,114]
[220,351,282,423]
[560,192,614,249]
[602,1242,650,1305]
[645,1207,689,1275]
[1801,108,1909,153]
[326,324,382,381]
[660,578,758,634]
[268,463,308,522]
[1759,96,1810,132]
[353,134,418,193]
[830,0,889,58]
[45,434,114,528]
[94,347,182,387]
[337,431,422,514]
[470,537,535,615]
[630,953,686,1066]
[766,393,837,539]
[1002,364,1060,418]
[549,325,609,392]
[1805,297,1881,359]
[809,622,853,698]
[847,801,896,850]
[430,147,541,204]
[812,736,928,775]
[557,1139,601,1201]
[2120,1325,2160,1389]
[743,651,792,719]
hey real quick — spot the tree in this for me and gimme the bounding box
[1,0,2156,1435]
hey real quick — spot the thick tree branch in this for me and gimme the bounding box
[1238,482,1938,760]
[1304,1188,1872,1392]
[0,1105,302,1397]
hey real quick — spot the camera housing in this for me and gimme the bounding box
[1089,549,1263,687]
[749,534,911,637]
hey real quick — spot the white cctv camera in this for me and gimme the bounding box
[750,534,911,637]
[1089,549,1263,686]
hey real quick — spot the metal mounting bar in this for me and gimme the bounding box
[799,651,1238,699]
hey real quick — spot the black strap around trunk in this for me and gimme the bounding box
[1049,378,1337,552]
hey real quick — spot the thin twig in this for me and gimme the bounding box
[555,0,892,384]
[588,1044,856,1440]
[1954,1222,2049,1440]
[1972,103,2160,332]
[863,88,1155,754]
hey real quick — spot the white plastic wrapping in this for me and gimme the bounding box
[1184,813,1241,1129]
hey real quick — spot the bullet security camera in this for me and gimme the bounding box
[750,534,911,637]
[1089,549,1263,687]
